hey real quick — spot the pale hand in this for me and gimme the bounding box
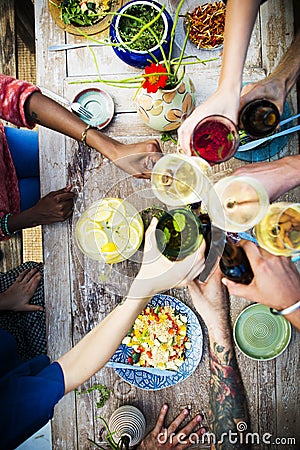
[188,267,229,324]
[0,268,43,312]
[130,218,206,298]
[232,157,299,202]
[177,87,240,155]
[221,240,300,310]
[137,404,204,450]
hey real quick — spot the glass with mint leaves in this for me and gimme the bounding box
[155,208,203,260]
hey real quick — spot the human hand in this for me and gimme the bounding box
[30,185,75,225]
[188,267,229,326]
[138,404,204,450]
[177,87,240,155]
[232,156,300,202]
[221,240,300,310]
[112,140,162,178]
[0,268,43,312]
[240,76,286,119]
[129,218,206,298]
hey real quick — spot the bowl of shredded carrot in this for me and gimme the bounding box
[170,0,226,53]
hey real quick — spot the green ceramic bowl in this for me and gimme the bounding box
[234,304,291,361]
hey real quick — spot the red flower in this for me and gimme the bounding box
[142,63,168,93]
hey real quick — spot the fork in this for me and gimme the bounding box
[239,113,300,145]
[238,124,300,152]
[37,86,93,121]
[70,102,93,120]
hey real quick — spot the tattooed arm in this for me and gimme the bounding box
[189,269,250,449]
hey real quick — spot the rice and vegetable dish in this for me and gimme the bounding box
[122,305,191,371]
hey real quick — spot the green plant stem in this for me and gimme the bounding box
[173,19,191,80]
[168,0,185,62]
[116,8,164,47]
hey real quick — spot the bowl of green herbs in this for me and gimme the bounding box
[109,0,173,68]
[49,0,122,35]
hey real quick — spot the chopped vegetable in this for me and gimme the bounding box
[58,0,111,27]
[186,1,226,49]
[122,305,190,371]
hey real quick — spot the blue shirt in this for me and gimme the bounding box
[0,329,65,450]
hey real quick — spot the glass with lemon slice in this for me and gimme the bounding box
[75,198,144,263]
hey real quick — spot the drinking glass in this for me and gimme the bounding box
[192,114,240,163]
[207,176,269,232]
[75,197,144,263]
[255,202,300,256]
[155,207,204,260]
[151,153,212,206]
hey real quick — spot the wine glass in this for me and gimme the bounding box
[192,114,240,163]
[254,202,300,256]
[207,176,270,232]
[151,152,212,206]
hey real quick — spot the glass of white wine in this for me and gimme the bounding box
[207,176,270,232]
[151,153,212,206]
[255,202,300,256]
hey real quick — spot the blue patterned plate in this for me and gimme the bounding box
[110,294,203,390]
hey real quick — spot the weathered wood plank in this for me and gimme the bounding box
[35,0,77,447]
[0,0,16,76]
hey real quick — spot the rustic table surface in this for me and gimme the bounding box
[35,1,300,449]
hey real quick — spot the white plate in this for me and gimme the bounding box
[73,88,114,129]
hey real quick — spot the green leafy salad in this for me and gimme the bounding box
[58,0,111,26]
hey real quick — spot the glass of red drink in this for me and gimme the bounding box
[192,115,239,163]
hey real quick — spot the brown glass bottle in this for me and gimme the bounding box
[239,99,280,138]
[219,239,254,285]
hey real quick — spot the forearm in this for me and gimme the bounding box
[6,208,38,234]
[25,92,119,160]
[270,31,300,94]
[57,283,152,393]
[207,329,250,449]
[197,298,250,449]
[285,310,300,332]
[219,0,261,91]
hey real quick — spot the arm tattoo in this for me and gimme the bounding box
[208,342,251,449]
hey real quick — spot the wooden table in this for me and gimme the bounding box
[35,1,300,448]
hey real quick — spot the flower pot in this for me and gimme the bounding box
[135,72,196,131]
[108,405,146,447]
[110,0,173,68]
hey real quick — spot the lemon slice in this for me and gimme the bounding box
[77,218,103,236]
[92,205,112,223]
[107,198,126,227]
[81,229,109,255]
[128,225,142,250]
[129,216,143,233]
[105,253,122,264]
[107,198,125,216]
[112,225,130,253]
[101,242,118,253]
